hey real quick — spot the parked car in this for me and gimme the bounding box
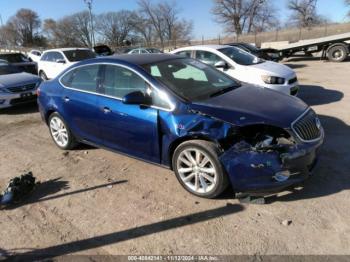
[226,42,280,61]
[171,45,299,96]
[27,50,42,63]
[0,53,37,75]
[38,54,323,198]
[0,63,41,109]
[127,48,163,54]
[38,48,96,80]
[93,45,113,56]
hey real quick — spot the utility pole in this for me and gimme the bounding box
[84,0,95,47]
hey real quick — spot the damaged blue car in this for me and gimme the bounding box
[37,54,324,198]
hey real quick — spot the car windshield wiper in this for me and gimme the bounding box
[209,85,238,98]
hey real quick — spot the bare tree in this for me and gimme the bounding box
[131,12,156,46]
[7,8,41,46]
[346,0,350,17]
[138,0,192,48]
[212,0,277,36]
[96,11,135,46]
[287,0,321,28]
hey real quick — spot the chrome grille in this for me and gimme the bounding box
[292,110,322,142]
[7,83,36,93]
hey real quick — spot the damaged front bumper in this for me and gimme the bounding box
[219,133,324,194]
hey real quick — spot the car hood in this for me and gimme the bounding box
[249,60,295,78]
[189,84,308,129]
[0,72,40,87]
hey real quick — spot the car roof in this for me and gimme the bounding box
[43,48,91,53]
[101,54,182,66]
[172,45,232,52]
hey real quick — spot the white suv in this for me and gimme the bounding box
[38,48,96,80]
[171,45,299,96]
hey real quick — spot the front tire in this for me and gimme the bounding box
[48,112,77,150]
[39,71,48,81]
[172,140,228,199]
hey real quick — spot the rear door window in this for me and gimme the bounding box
[175,50,192,58]
[61,65,100,92]
[195,50,224,66]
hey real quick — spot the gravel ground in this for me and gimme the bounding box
[0,58,349,258]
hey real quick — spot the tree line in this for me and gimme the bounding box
[0,0,348,48]
[0,0,193,48]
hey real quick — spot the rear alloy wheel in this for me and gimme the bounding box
[173,140,228,198]
[48,113,77,150]
[39,71,48,81]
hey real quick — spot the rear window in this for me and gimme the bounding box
[63,50,96,62]
[0,53,29,63]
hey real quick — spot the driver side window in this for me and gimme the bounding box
[102,65,147,99]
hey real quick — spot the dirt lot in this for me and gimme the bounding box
[0,58,350,258]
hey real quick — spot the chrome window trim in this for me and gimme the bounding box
[291,108,323,143]
[58,62,175,112]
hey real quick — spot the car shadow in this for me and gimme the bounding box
[266,114,350,203]
[0,102,38,115]
[298,85,344,106]
[9,203,244,259]
[2,178,127,210]
[285,56,350,62]
[284,63,308,69]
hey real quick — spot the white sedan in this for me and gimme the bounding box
[38,48,96,80]
[171,45,299,96]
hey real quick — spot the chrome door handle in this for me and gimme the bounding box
[102,107,111,113]
[63,96,70,102]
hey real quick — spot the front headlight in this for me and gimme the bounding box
[262,75,285,85]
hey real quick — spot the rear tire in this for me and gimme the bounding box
[172,140,229,199]
[327,45,348,62]
[48,112,77,150]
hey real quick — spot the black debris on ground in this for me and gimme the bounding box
[0,172,38,207]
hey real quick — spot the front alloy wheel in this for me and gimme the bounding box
[48,113,76,150]
[173,140,228,198]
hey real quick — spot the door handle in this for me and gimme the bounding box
[102,107,111,114]
[63,96,70,102]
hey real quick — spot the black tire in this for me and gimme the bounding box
[48,112,77,150]
[172,140,229,199]
[327,45,348,62]
[39,71,48,81]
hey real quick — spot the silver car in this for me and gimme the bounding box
[0,64,41,109]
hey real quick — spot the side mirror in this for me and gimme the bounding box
[122,91,152,106]
[214,61,229,69]
[56,59,66,64]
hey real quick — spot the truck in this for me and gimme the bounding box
[266,32,350,62]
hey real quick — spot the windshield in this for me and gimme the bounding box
[143,58,240,101]
[219,47,262,65]
[0,53,30,63]
[63,50,96,62]
[0,65,20,75]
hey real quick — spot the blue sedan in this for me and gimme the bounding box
[37,54,324,198]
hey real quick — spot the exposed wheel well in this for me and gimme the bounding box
[168,135,220,170]
[45,110,56,124]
